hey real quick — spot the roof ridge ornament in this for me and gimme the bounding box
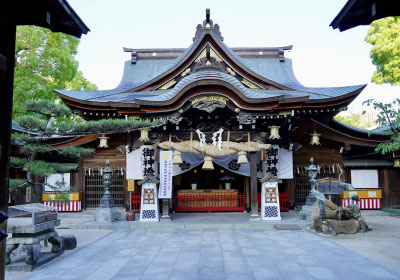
[193,9,224,42]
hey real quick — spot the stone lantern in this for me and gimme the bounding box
[94,160,121,222]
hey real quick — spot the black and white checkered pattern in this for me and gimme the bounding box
[142,210,156,219]
[264,206,278,218]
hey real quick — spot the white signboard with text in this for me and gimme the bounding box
[159,151,173,199]
[261,180,281,221]
[139,182,159,222]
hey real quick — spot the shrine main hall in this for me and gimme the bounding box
[53,10,398,219]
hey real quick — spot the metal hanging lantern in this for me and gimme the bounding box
[98,135,109,148]
[172,150,183,164]
[310,124,321,145]
[237,151,248,164]
[139,128,150,142]
[202,156,214,170]
[269,126,281,139]
[394,159,400,167]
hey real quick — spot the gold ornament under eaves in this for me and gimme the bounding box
[241,78,260,89]
[158,79,176,90]
[190,95,228,105]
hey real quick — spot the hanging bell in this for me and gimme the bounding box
[139,128,150,142]
[237,151,248,164]
[202,156,214,170]
[172,150,183,164]
[269,126,281,139]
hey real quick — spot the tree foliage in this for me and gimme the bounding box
[334,113,375,129]
[363,99,400,154]
[13,26,97,118]
[365,17,400,85]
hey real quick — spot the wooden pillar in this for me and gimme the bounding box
[250,152,259,217]
[78,158,86,209]
[244,177,250,211]
[0,15,16,279]
[288,178,295,209]
[382,168,390,208]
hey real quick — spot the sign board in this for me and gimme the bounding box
[316,178,344,195]
[127,179,135,192]
[261,180,281,221]
[25,186,32,203]
[139,182,159,222]
[159,151,173,199]
[126,145,158,180]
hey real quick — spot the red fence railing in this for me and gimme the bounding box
[258,192,289,212]
[174,193,245,213]
[131,193,141,212]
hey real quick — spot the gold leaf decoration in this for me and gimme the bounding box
[241,78,260,89]
[181,68,191,77]
[226,67,236,76]
[158,79,176,90]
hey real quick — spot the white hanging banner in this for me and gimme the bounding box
[126,145,158,180]
[159,151,173,199]
[262,146,293,179]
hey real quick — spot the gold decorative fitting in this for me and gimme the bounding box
[181,68,191,77]
[158,79,176,90]
[226,67,236,76]
[195,49,207,63]
[152,52,157,56]
[241,78,260,89]
[269,126,281,140]
[98,135,109,148]
[191,95,228,105]
[205,23,211,28]
[178,109,183,113]
[394,159,400,167]
[195,46,222,63]
[235,108,240,112]
[210,49,222,62]
[206,60,211,65]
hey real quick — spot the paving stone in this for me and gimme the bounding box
[169,272,198,280]
[226,273,256,280]
[304,266,338,280]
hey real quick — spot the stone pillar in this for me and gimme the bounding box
[161,199,171,221]
[250,152,260,220]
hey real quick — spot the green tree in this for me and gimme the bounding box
[13,26,97,118]
[10,100,165,202]
[363,17,400,155]
[365,17,400,85]
[334,112,375,129]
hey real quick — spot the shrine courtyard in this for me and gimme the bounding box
[6,210,400,280]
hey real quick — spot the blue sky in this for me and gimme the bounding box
[68,0,398,112]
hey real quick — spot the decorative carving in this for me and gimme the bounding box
[158,79,176,90]
[192,100,226,113]
[193,46,225,72]
[241,78,260,89]
[236,112,254,125]
[168,113,183,124]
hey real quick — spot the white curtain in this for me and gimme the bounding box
[351,169,379,189]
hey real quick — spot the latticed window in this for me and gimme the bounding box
[84,169,125,208]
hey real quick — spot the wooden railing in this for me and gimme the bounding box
[258,192,289,212]
[174,193,245,213]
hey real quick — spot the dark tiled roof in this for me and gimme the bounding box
[56,33,366,105]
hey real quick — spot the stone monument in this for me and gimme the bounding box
[94,160,121,222]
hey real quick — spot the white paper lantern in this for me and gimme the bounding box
[310,132,321,145]
[139,128,150,142]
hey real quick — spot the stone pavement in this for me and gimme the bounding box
[21,227,400,280]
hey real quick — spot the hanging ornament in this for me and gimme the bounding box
[332,164,335,174]
[100,167,103,176]
[98,135,109,148]
[139,128,150,142]
[202,156,214,170]
[310,123,321,145]
[172,150,183,164]
[121,168,124,176]
[269,126,281,139]
[394,159,400,167]
[88,168,91,177]
[237,151,248,164]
